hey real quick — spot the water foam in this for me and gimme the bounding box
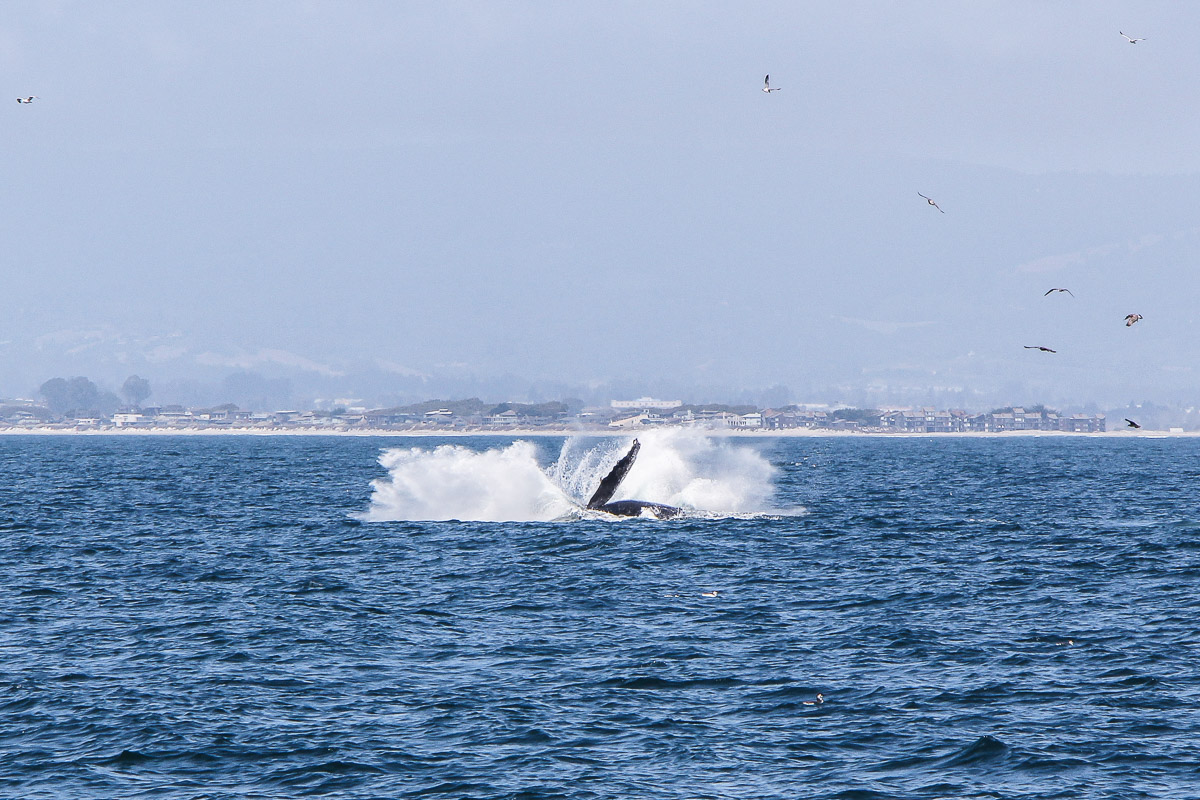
[364,429,778,522]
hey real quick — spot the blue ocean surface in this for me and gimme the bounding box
[3,433,1200,799]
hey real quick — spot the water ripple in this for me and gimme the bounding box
[2,436,1200,798]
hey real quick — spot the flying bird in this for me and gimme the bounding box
[918,192,944,213]
[1044,288,1074,297]
[1024,346,1057,353]
[1119,31,1146,44]
[1124,314,1143,327]
[16,96,37,104]
[762,75,781,93]
[1125,418,1142,429]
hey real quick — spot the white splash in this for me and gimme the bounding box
[606,428,776,514]
[364,441,575,522]
[363,428,778,522]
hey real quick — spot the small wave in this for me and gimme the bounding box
[937,735,1012,768]
[599,675,745,691]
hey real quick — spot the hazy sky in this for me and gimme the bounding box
[3,1,1199,407]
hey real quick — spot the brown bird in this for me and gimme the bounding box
[918,192,944,213]
[1125,418,1141,429]
[1044,288,1074,297]
[1024,345,1056,353]
[1124,314,1143,327]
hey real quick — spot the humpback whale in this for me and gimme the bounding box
[586,439,683,519]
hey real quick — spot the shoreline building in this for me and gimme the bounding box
[611,397,683,412]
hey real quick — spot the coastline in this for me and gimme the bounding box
[0,426,1190,438]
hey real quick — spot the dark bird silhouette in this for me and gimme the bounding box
[1125,418,1141,429]
[1024,345,1056,353]
[762,74,781,93]
[1044,288,1074,297]
[918,192,944,213]
[1119,31,1146,44]
[1125,314,1143,327]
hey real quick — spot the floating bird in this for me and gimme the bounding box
[762,75,781,93]
[701,591,719,598]
[1125,418,1141,429]
[1119,31,1146,44]
[917,192,944,213]
[1055,639,1075,646]
[16,96,37,104]
[1024,345,1057,353]
[802,693,825,706]
[1124,314,1143,327]
[1044,288,1074,297]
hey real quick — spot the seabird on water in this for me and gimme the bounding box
[1119,31,1146,44]
[1044,288,1074,297]
[762,75,781,93]
[918,192,944,213]
[802,693,825,706]
[1024,345,1057,353]
[1125,418,1141,429]
[1124,314,1143,327]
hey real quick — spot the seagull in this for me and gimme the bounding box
[1125,418,1141,429]
[918,192,944,213]
[1119,31,1146,44]
[16,96,37,104]
[701,591,719,598]
[802,693,825,706]
[1044,288,1074,297]
[762,75,781,93]
[1124,313,1143,327]
[1024,345,1057,353]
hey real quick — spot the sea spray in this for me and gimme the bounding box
[365,441,575,522]
[608,428,777,514]
[365,430,778,522]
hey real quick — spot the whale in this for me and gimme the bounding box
[586,439,683,519]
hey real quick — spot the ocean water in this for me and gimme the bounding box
[3,432,1200,799]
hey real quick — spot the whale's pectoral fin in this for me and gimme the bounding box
[586,439,640,509]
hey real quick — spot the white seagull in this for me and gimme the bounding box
[1119,31,1146,44]
[16,96,37,104]
[918,192,944,213]
[762,75,781,93]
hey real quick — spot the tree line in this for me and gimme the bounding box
[38,375,151,416]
